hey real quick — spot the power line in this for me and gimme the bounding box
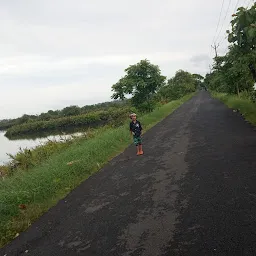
[210,0,254,61]
[215,0,241,48]
[247,0,255,8]
[212,0,225,45]
[219,35,228,46]
[233,0,240,12]
[243,0,248,7]
[245,0,252,8]
[214,0,232,44]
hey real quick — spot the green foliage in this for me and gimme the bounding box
[157,70,199,102]
[61,106,81,116]
[5,107,132,138]
[111,59,166,112]
[0,100,130,131]
[228,4,256,51]
[0,94,194,247]
[206,3,256,96]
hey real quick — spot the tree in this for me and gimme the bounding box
[111,60,166,112]
[205,3,256,99]
[17,115,30,124]
[61,106,81,116]
[193,74,205,90]
[157,70,198,101]
[228,3,256,82]
[228,4,256,51]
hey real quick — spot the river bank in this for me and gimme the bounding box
[0,130,84,165]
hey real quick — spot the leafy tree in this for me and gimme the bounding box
[205,3,256,99]
[228,3,256,82]
[228,5,256,51]
[192,74,205,89]
[61,106,81,117]
[157,70,198,102]
[111,60,166,112]
[39,113,54,121]
[17,115,30,124]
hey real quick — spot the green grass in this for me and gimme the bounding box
[0,93,194,248]
[212,92,256,126]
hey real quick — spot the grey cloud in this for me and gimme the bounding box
[0,0,238,118]
[190,54,211,68]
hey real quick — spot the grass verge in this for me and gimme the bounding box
[211,92,256,126]
[0,93,194,248]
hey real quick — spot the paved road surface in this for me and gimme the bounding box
[2,92,256,256]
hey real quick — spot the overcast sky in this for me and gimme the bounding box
[0,0,244,119]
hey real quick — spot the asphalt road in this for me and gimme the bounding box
[2,92,256,256]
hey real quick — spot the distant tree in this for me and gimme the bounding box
[39,113,53,121]
[111,59,166,112]
[47,110,60,116]
[61,106,81,116]
[157,70,197,102]
[17,115,30,124]
[193,74,205,90]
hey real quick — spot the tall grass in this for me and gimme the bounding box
[212,92,256,125]
[0,94,194,248]
[0,130,98,177]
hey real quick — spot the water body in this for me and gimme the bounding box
[0,131,82,165]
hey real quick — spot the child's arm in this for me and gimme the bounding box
[139,122,143,135]
[130,123,133,140]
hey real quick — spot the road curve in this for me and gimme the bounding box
[1,92,256,256]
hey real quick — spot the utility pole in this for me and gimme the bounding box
[211,43,219,58]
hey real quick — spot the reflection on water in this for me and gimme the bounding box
[0,131,83,165]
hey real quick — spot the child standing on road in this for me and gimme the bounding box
[130,113,143,156]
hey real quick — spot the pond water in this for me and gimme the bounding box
[0,131,82,165]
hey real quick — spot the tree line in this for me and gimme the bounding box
[0,100,129,131]
[5,108,132,138]
[204,3,256,101]
[2,60,202,137]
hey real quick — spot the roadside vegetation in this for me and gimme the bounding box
[212,92,256,125]
[205,3,256,125]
